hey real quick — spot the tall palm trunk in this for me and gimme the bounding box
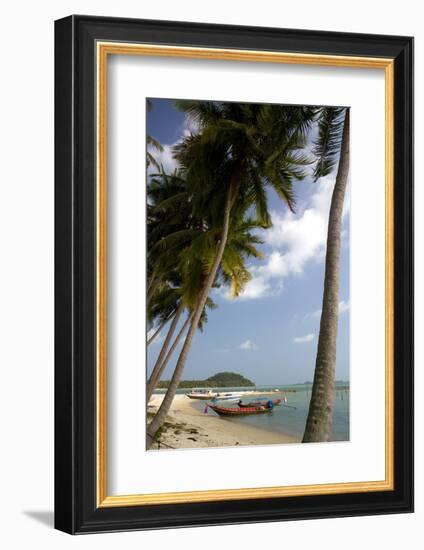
[146,184,235,447]
[303,111,350,443]
[146,310,193,402]
[146,302,184,399]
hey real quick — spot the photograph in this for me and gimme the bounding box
[146,98,350,451]
[51,13,413,535]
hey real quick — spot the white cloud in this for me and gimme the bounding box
[212,339,257,352]
[233,175,350,302]
[338,300,350,314]
[343,180,351,219]
[181,114,201,137]
[306,308,321,319]
[233,176,335,301]
[293,333,315,344]
[306,299,350,319]
[239,339,257,350]
[147,143,179,175]
[235,275,272,301]
[265,176,334,271]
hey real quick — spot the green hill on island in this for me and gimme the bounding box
[156,371,254,389]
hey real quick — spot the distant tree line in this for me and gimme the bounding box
[156,371,254,389]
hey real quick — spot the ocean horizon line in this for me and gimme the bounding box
[154,381,350,392]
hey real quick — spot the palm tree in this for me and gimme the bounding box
[146,193,264,402]
[146,99,164,171]
[146,101,315,446]
[146,167,201,365]
[303,108,350,443]
[146,296,218,402]
[146,289,179,347]
[146,170,195,392]
[146,168,223,402]
[146,213,264,445]
[147,170,190,307]
[146,309,192,401]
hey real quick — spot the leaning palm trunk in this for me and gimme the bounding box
[146,310,174,346]
[146,310,193,402]
[146,185,235,447]
[146,302,184,399]
[303,111,350,443]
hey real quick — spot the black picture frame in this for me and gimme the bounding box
[55,15,414,534]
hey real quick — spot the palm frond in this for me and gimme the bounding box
[151,229,199,252]
[147,151,160,171]
[245,169,271,226]
[153,191,191,212]
[147,134,164,152]
[175,100,223,127]
[313,107,346,181]
[263,165,296,213]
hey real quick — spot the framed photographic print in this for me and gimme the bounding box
[54,15,414,533]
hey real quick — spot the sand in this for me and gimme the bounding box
[148,394,300,450]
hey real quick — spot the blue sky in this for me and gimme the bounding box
[147,99,350,385]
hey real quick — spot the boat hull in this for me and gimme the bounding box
[238,399,282,408]
[213,393,243,401]
[207,404,272,416]
[186,393,217,400]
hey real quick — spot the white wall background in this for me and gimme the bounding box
[0,1,420,547]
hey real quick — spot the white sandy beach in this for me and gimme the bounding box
[148,394,300,450]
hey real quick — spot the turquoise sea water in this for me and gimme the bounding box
[157,383,350,442]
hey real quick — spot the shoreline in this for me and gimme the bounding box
[148,394,300,450]
[155,388,299,395]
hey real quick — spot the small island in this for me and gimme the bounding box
[156,371,254,389]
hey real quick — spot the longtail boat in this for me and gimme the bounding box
[213,392,243,401]
[206,403,273,416]
[238,398,282,408]
[186,390,217,400]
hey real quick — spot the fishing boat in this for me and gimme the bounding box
[238,398,282,408]
[206,403,273,416]
[186,389,218,400]
[212,392,243,402]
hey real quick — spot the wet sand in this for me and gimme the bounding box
[148,394,300,450]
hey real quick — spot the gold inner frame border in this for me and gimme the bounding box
[96,42,394,507]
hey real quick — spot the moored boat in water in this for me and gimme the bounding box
[212,392,243,402]
[186,389,218,400]
[238,398,282,408]
[206,403,273,416]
